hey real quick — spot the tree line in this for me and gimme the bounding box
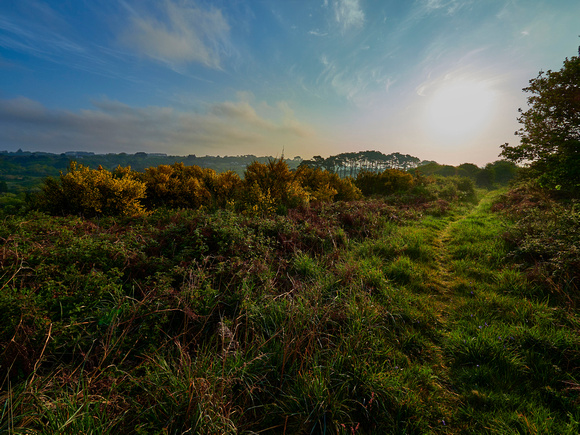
[300,150,430,177]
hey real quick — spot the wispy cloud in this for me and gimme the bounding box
[120,0,232,70]
[329,0,365,30]
[420,0,472,16]
[317,54,393,106]
[0,9,135,81]
[308,30,328,37]
[0,96,317,156]
[0,53,17,69]
[0,15,85,60]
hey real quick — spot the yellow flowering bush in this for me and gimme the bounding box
[140,163,213,209]
[242,159,309,214]
[39,162,148,217]
[295,166,361,202]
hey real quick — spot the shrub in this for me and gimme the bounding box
[295,166,362,202]
[494,183,580,304]
[37,162,148,217]
[355,169,414,197]
[426,176,477,203]
[241,159,309,214]
[139,163,214,210]
[208,170,243,209]
[0,192,28,216]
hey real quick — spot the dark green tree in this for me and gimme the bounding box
[500,55,580,192]
[475,168,494,188]
[487,160,518,185]
[457,163,480,179]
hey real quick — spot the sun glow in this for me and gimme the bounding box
[424,80,496,142]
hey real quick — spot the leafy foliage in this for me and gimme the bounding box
[500,55,580,193]
[427,175,478,203]
[295,165,362,202]
[37,162,148,217]
[355,168,414,196]
[240,159,310,214]
[418,160,518,188]
[35,159,362,217]
[493,182,580,305]
[139,163,221,210]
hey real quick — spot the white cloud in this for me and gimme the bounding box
[420,0,470,15]
[120,0,231,69]
[0,14,87,61]
[332,0,364,30]
[309,30,328,37]
[0,96,317,157]
[318,54,393,106]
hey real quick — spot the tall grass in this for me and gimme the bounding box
[1,190,579,433]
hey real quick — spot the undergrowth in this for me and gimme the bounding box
[1,189,578,434]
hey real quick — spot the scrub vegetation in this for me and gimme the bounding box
[1,158,578,433]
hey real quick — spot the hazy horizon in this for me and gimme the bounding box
[1,0,578,166]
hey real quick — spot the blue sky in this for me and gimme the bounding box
[0,0,578,165]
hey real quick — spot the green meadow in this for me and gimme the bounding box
[1,180,578,434]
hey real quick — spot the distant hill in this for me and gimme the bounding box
[0,151,303,193]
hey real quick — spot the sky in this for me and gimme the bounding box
[0,0,579,166]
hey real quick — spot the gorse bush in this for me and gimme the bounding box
[36,159,362,217]
[35,158,480,218]
[139,163,209,209]
[241,159,309,214]
[138,163,241,210]
[37,162,148,217]
[295,165,362,202]
[210,170,244,209]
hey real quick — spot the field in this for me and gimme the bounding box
[1,186,579,434]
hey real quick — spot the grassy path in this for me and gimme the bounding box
[427,192,502,328]
[408,191,580,434]
[420,192,505,432]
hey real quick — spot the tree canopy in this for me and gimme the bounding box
[300,150,424,177]
[500,55,580,192]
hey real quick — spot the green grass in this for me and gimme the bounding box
[1,190,579,434]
